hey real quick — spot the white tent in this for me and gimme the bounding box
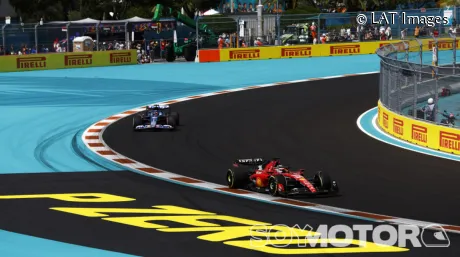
[72,18,101,24]
[120,16,151,23]
[203,9,219,16]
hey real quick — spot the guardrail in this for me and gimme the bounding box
[376,35,460,155]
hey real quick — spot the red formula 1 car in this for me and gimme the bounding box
[226,158,339,197]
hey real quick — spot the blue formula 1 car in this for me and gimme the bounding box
[132,104,180,131]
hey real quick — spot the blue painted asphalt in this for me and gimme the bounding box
[0,229,138,257]
[0,54,382,174]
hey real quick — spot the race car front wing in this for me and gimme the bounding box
[134,124,174,130]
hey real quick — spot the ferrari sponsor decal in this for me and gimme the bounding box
[439,131,460,151]
[393,118,404,136]
[0,192,407,254]
[411,125,427,143]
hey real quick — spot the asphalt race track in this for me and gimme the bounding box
[104,73,460,228]
[0,171,459,256]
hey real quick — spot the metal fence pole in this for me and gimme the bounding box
[434,37,439,123]
[66,22,71,52]
[317,13,321,43]
[257,0,263,39]
[97,21,102,51]
[450,32,456,74]
[195,16,199,51]
[34,23,39,53]
[413,67,418,118]
[1,24,8,55]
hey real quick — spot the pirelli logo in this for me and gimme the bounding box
[411,124,427,143]
[229,49,260,60]
[281,47,311,57]
[110,52,132,64]
[16,56,47,69]
[383,112,388,129]
[439,131,460,151]
[393,118,404,136]
[65,54,93,66]
[428,40,458,49]
[330,45,360,55]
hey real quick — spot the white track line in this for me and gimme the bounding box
[82,71,460,234]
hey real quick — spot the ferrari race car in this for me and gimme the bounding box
[133,104,180,131]
[226,158,339,197]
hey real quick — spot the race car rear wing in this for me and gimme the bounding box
[234,158,265,166]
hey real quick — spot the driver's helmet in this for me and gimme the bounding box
[153,110,159,116]
[275,165,289,173]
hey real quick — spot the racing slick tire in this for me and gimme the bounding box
[169,112,180,126]
[227,167,249,189]
[132,115,142,131]
[166,116,177,128]
[314,171,339,193]
[268,175,287,197]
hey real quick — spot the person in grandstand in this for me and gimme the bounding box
[421,98,436,121]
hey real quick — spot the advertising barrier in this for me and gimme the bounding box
[377,101,460,155]
[198,38,454,63]
[0,50,137,72]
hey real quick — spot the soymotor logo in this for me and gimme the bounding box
[281,47,312,57]
[229,49,260,60]
[330,45,360,55]
[412,125,428,143]
[110,52,132,64]
[65,54,93,66]
[16,56,47,69]
[250,224,450,249]
[439,131,460,151]
[393,118,404,136]
[428,40,458,50]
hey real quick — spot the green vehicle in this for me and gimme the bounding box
[281,23,311,45]
[152,4,218,62]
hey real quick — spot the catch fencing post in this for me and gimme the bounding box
[432,35,439,123]
[34,22,39,53]
[257,0,263,39]
[66,22,71,52]
[195,16,199,52]
[1,24,8,55]
[449,32,456,74]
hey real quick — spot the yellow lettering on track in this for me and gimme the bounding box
[4,193,408,254]
[104,215,269,229]
[50,205,214,217]
[0,193,134,202]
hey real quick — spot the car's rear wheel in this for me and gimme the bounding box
[268,175,287,197]
[170,112,180,125]
[166,115,177,128]
[227,167,248,189]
